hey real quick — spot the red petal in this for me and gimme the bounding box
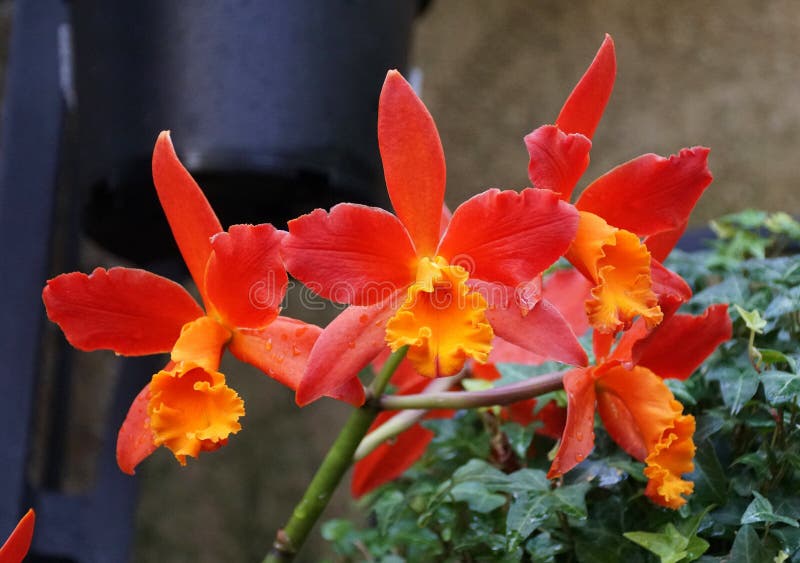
[296,299,399,406]
[633,305,732,380]
[645,219,689,263]
[487,299,588,367]
[152,132,223,296]
[227,317,364,405]
[651,260,693,320]
[438,188,579,287]
[556,34,616,139]
[576,148,712,239]
[0,509,34,563]
[548,368,596,478]
[43,267,203,355]
[204,224,287,329]
[542,269,593,337]
[379,70,446,257]
[283,204,416,306]
[352,417,434,498]
[116,383,157,475]
[525,125,591,201]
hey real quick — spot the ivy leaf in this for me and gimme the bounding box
[706,365,758,414]
[373,490,405,536]
[506,493,555,551]
[452,459,512,490]
[507,468,550,494]
[624,524,691,563]
[525,532,568,562]
[740,491,799,527]
[551,482,589,520]
[734,305,767,334]
[728,525,769,563]
[761,370,800,406]
[691,440,729,506]
[450,481,506,513]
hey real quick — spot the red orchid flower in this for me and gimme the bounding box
[0,509,34,563]
[549,304,732,509]
[525,34,711,335]
[42,132,361,474]
[283,70,584,406]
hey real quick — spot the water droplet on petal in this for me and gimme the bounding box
[280,333,289,341]
[575,431,584,441]
[264,339,273,351]
[575,453,585,462]
[347,341,356,349]
[291,345,301,357]
[359,314,369,324]
[295,327,308,337]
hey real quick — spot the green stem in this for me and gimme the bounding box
[354,374,461,461]
[263,346,407,563]
[379,371,564,410]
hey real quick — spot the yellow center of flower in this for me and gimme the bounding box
[567,211,663,333]
[385,256,493,377]
[148,362,245,465]
[147,315,243,465]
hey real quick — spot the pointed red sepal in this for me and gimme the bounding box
[525,125,592,201]
[548,368,596,478]
[283,203,416,306]
[352,417,434,498]
[296,299,400,406]
[43,267,203,355]
[379,70,446,257]
[152,132,223,294]
[556,34,616,139]
[204,224,287,329]
[487,299,588,367]
[0,509,34,563]
[632,304,732,380]
[438,188,579,288]
[576,147,712,240]
[117,383,157,475]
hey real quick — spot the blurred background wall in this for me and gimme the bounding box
[1,1,798,562]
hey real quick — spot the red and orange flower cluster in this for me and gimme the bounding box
[43,35,730,509]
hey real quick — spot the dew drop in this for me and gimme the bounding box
[575,431,584,442]
[280,333,289,341]
[575,453,585,462]
[291,345,301,357]
[264,339,273,351]
[359,314,369,324]
[295,327,308,337]
[347,341,356,349]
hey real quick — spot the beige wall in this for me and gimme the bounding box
[413,0,800,225]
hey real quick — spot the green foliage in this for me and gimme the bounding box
[323,211,800,562]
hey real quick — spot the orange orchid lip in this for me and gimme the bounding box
[567,211,663,334]
[148,362,245,465]
[385,256,493,377]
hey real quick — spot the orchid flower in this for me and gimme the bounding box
[525,35,711,335]
[43,133,361,474]
[549,304,732,508]
[283,70,584,406]
[0,509,34,563]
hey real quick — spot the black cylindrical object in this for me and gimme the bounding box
[71,2,421,263]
